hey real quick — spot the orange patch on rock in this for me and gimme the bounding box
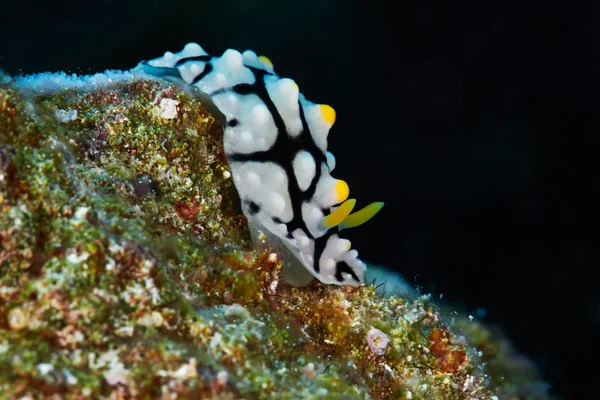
[428,327,467,373]
[175,198,202,221]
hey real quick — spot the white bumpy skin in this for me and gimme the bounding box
[139,43,383,286]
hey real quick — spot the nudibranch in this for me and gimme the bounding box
[139,43,383,286]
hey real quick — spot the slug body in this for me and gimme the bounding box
[140,43,383,286]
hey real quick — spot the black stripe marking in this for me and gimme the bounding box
[192,63,213,84]
[174,55,212,66]
[311,231,360,282]
[171,55,214,84]
[221,67,343,278]
[245,200,260,215]
[225,68,326,243]
[335,261,360,283]
[216,66,348,278]
[312,231,334,274]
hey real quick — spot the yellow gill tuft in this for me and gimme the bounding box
[319,199,357,230]
[339,202,384,230]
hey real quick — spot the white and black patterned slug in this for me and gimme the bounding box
[139,43,383,286]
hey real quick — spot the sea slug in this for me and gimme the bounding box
[139,43,383,286]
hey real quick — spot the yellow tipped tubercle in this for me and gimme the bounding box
[339,202,384,230]
[319,199,357,230]
[320,104,336,125]
[258,55,273,68]
[334,180,349,203]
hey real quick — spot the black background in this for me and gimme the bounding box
[1,1,598,398]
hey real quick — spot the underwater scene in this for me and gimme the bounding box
[0,0,597,399]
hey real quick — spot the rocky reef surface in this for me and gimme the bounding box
[0,72,553,399]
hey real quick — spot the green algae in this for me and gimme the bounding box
[0,75,554,399]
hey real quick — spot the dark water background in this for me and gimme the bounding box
[1,1,598,398]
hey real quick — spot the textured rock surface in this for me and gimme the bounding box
[0,74,553,399]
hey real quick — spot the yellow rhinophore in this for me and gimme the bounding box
[334,180,349,203]
[319,199,357,230]
[320,104,336,125]
[339,202,384,230]
[258,55,273,68]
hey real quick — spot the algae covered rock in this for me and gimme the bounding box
[0,72,554,399]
